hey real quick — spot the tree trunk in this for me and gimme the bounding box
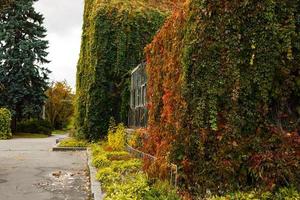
[11,116,17,133]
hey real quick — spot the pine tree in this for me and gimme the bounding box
[0,0,12,12]
[0,0,50,131]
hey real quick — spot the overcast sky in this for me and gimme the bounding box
[34,0,84,89]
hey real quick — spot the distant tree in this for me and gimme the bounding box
[0,0,50,131]
[45,81,74,129]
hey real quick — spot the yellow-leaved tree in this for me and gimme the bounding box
[45,81,74,129]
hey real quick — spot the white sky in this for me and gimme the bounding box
[34,0,84,89]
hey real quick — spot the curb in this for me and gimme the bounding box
[87,148,104,200]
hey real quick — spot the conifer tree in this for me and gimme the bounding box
[0,0,50,130]
[0,0,12,12]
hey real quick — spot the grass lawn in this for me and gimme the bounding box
[13,133,49,139]
[58,138,88,147]
[51,130,66,135]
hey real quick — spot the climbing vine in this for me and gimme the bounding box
[75,0,167,140]
[145,0,300,197]
[145,8,187,179]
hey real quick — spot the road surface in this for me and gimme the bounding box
[0,135,90,200]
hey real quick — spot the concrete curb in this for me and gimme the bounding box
[87,148,104,200]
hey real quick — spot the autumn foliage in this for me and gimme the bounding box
[45,81,74,129]
[145,0,300,197]
[144,8,187,180]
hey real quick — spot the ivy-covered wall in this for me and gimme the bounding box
[75,0,167,140]
[145,0,300,196]
[144,9,187,179]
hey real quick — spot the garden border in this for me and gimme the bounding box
[87,148,105,200]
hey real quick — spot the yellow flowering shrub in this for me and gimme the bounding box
[108,123,126,151]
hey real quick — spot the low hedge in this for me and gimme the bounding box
[16,119,53,135]
[0,108,12,139]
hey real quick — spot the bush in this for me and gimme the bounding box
[91,142,182,200]
[92,154,111,168]
[144,180,181,200]
[108,123,126,151]
[105,173,150,200]
[127,129,145,149]
[91,144,107,156]
[0,108,12,139]
[106,151,131,161]
[16,119,53,135]
[110,159,142,173]
[96,167,121,188]
[274,187,300,199]
[208,187,300,200]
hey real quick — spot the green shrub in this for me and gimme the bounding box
[106,151,131,161]
[108,123,126,151]
[208,187,300,200]
[144,180,181,200]
[274,187,300,200]
[110,159,142,173]
[105,173,150,200]
[58,138,88,147]
[0,108,12,139]
[91,143,181,200]
[127,130,144,149]
[92,154,111,168]
[96,167,121,188]
[16,119,53,135]
[91,144,107,156]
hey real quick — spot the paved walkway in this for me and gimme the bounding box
[0,136,90,200]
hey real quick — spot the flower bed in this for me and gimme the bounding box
[91,143,180,200]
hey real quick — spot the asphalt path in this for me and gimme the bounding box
[0,135,90,200]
